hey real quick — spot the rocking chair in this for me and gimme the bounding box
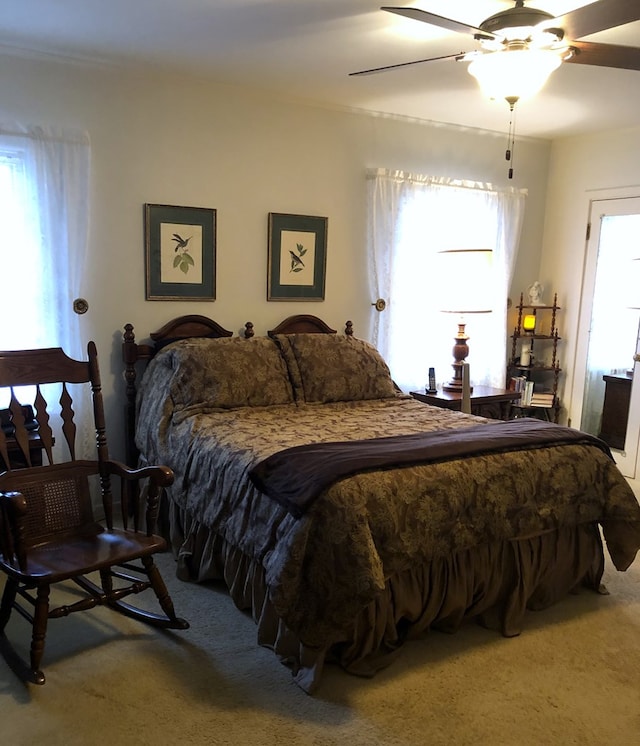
[0,343,188,685]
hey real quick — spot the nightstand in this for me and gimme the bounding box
[410,386,521,421]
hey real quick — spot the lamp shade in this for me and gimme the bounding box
[438,249,493,314]
[468,48,562,101]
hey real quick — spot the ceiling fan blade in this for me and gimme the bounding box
[349,52,468,77]
[381,6,495,39]
[566,41,640,71]
[543,0,640,40]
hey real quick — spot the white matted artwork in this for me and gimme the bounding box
[160,222,203,284]
[278,229,316,287]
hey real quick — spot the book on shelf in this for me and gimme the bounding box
[511,379,535,405]
[529,392,555,407]
[509,375,527,393]
[509,379,555,407]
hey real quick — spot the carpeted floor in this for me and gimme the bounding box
[1,551,639,746]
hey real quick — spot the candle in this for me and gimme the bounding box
[523,314,536,333]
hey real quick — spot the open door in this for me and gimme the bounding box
[575,196,640,479]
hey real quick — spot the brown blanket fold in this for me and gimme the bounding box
[249,417,613,518]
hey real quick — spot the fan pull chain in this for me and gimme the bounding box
[505,96,518,180]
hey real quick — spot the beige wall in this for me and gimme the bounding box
[0,53,551,459]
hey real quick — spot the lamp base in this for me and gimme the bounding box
[443,364,474,393]
[443,328,474,392]
[443,384,474,393]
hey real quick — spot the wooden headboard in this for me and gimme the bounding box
[268,314,353,337]
[122,313,353,466]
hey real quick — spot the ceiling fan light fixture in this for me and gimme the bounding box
[479,28,562,52]
[467,47,563,101]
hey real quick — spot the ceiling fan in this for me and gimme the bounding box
[350,0,640,100]
[351,1,640,178]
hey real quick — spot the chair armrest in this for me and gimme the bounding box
[103,459,174,487]
[0,490,28,570]
[102,460,173,536]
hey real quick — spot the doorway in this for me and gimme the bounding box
[576,196,640,479]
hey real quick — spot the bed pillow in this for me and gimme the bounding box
[271,334,305,402]
[163,336,295,413]
[274,333,397,403]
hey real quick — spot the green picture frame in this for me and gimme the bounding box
[144,203,216,301]
[267,212,327,301]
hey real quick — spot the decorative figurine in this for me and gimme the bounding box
[527,281,544,305]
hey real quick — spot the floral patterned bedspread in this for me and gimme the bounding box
[136,362,640,648]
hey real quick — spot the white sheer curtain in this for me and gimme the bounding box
[0,122,90,356]
[0,122,92,460]
[367,168,526,392]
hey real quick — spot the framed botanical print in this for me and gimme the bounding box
[144,203,216,300]
[267,212,327,301]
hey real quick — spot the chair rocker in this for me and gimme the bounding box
[0,343,188,685]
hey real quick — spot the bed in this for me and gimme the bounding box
[122,313,640,693]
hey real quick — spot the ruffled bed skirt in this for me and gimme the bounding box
[160,500,605,693]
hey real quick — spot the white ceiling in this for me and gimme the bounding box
[1,0,639,139]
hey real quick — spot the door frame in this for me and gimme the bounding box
[569,187,640,485]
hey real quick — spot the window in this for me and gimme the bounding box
[367,169,526,392]
[0,124,90,353]
[0,147,45,349]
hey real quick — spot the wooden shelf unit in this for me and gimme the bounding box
[508,293,562,423]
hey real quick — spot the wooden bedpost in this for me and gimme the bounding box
[122,323,140,468]
[122,324,155,466]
